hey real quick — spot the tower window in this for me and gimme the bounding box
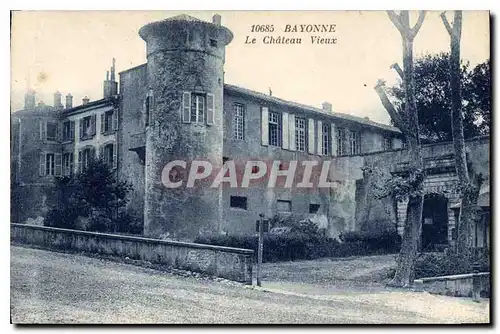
[230,196,248,210]
[190,93,205,123]
[384,137,392,151]
[210,38,218,47]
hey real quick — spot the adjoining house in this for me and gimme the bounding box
[10,14,490,249]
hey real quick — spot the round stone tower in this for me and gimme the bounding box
[139,14,233,240]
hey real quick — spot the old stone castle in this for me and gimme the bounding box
[11,14,490,249]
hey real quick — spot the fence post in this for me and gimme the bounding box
[257,213,264,287]
[472,261,480,302]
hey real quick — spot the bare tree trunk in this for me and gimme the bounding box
[441,11,482,256]
[375,11,426,287]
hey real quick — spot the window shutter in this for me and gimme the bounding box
[39,152,45,176]
[281,112,289,149]
[99,146,104,160]
[112,142,118,170]
[91,147,96,161]
[100,114,105,133]
[308,118,315,154]
[288,114,296,151]
[57,122,63,142]
[260,107,269,146]
[70,121,75,141]
[317,120,323,155]
[113,108,119,131]
[77,151,82,172]
[39,121,46,141]
[91,115,97,136]
[79,120,83,139]
[54,153,62,176]
[70,153,74,175]
[331,124,337,157]
[206,93,215,125]
[182,91,191,123]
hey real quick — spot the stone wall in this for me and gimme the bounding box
[415,273,490,298]
[11,223,253,284]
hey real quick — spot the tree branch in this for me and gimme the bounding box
[387,10,406,33]
[390,63,404,80]
[453,11,463,40]
[440,11,453,36]
[410,11,426,39]
[374,80,406,132]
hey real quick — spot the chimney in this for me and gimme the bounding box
[82,96,90,105]
[24,89,36,110]
[103,58,118,98]
[65,93,73,109]
[53,91,63,109]
[212,14,221,26]
[322,101,332,113]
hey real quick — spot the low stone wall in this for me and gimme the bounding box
[415,273,490,298]
[11,223,253,284]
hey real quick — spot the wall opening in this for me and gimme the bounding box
[421,193,449,251]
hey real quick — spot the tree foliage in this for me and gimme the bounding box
[46,159,138,233]
[388,53,490,141]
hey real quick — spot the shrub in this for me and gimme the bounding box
[415,251,490,278]
[340,230,401,254]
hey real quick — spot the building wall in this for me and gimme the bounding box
[118,64,148,223]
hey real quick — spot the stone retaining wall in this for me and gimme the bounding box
[11,223,253,284]
[415,273,490,298]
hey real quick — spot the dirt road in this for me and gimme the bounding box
[10,246,489,324]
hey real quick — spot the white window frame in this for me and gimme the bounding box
[268,111,281,147]
[295,117,307,152]
[46,122,58,142]
[190,93,205,124]
[45,153,55,176]
[233,103,245,140]
[322,123,331,156]
[349,130,361,155]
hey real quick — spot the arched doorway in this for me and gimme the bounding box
[421,194,448,251]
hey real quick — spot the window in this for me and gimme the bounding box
[322,123,331,155]
[102,110,114,133]
[210,38,218,47]
[384,137,392,151]
[104,143,114,167]
[63,152,74,176]
[46,122,58,142]
[233,103,245,140]
[80,115,96,139]
[309,204,320,214]
[268,112,281,147]
[190,93,205,123]
[62,121,74,142]
[337,127,345,156]
[402,140,408,149]
[349,131,360,155]
[45,153,55,176]
[295,117,307,152]
[230,196,247,210]
[277,199,292,213]
[79,147,95,171]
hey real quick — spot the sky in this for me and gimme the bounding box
[10,10,490,124]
